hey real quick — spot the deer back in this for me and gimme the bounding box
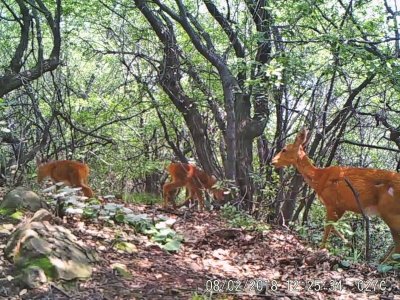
[316,166,400,214]
[168,163,215,188]
[36,157,89,185]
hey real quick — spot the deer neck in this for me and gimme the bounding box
[294,151,320,189]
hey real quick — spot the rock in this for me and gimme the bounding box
[20,266,47,289]
[0,228,12,237]
[30,209,53,223]
[0,187,49,212]
[4,209,98,287]
[212,228,242,239]
[2,224,14,230]
[53,217,63,225]
[304,250,329,266]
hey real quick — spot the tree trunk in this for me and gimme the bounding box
[277,172,303,224]
[135,0,221,176]
[0,0,62,97]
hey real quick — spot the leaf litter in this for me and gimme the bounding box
[0,199,399,300]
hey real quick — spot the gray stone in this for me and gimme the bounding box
[4,210,98,288]
[0,187,49,212]
[20,266,47,289]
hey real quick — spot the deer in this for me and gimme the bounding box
[162,162,225,212]
[271,126,400,263]
[36,156,94,198]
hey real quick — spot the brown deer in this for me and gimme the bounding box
[271,127,400,262]
[163,163,225,212]
[36,157,94,198]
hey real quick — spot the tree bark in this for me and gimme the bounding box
[0,0,62,97]
[135,0,222,176]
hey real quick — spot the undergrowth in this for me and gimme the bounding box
[37,186,183,252]
[220,204,270,231]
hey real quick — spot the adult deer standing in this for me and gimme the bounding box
[163,163,225,212]
[271,127,400,262]
[36,157,94,198]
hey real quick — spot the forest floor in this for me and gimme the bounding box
[0,194,399,300]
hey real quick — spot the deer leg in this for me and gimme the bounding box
[81,185,94,198]
[380,229,400,264]
[163,182,174,209]
[379,213,400,263]
[162,184,172,209]
[320,209,345,249]
[392,229,400,260]
[72,178,93,198]
[177,188,196,209]
[320,227,332,249]
[178,188,204,212]
[169,189,179,209]
[78,179,93,198]
[194,189,204,212]
[163,182,183,209]
[377,191,400,263]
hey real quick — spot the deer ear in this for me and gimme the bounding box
[303,128,312,147]
[294,126,309,147]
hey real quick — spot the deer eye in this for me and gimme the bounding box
[282,148,287,153]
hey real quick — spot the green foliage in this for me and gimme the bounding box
[82,206,99,219]
[293,201,394,264]
[378,254,400,273]
[22,257,57,279]
[292,222,308,239]
[2,0,400,271]
[137,218,184,252]
[259,172,280,205]
[123,193,162,205]
[114,242,137,254]
[221,204,269,231]
[40,184,184,252]
[324,220,354,240]
[0,208,14,216]
[11,211,24,220]
[339,261,351,268]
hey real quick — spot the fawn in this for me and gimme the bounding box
[272,127,400,263]
[36,156,94,198]
[163,163,225,212]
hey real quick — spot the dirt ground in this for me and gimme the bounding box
[0,198,399,300]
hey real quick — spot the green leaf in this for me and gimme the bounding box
[104,203,124,211]
[158,227,175,236]
[163,240,181,252]
[155,221,168,229]
[115,214,125,222]
[377,265,393,273]
[142,228,158,235]
[392,253,400,259]
[125,214,149,223]
[340,260,350,268]
[173,234,185,242]
[11,211,24,220]
[114,242,137,254]
[151,233,168,242]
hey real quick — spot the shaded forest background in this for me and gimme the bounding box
[1,0,400,262]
